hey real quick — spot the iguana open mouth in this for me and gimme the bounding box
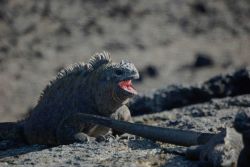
[118,80,137,95]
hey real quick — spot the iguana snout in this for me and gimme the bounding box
[97,58,139,98]
[113,60,139,98]
[116,60,139,96]
[118,80,137,95]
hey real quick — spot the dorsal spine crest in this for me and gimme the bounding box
[38,51,112,102]
[88,51,111,71]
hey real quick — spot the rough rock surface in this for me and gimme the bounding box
[0,0,250,121]
[0,94,249,166]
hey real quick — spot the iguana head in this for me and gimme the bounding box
[89,52,139,114]
[100,59,139,96]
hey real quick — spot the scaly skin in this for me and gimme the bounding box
[0,51,139,145]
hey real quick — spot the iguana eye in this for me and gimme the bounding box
[115,69,123,76]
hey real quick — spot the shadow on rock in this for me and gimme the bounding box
[0,144,47,159]
[127,138,160,150]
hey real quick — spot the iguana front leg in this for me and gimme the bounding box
[111,105,132,136]
[56,114,92,145]
[55,109,128,145]
[95,105,133,142]
[56,106,132,144]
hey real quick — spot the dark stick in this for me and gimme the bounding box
[74,113,215,146]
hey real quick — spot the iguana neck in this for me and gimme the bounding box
[86,71,127,116]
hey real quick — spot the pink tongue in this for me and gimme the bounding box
[118,80,137,94]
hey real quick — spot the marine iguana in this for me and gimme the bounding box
[0,51,140,145]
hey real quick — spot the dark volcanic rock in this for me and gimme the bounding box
[193,52,214,68]
[130,85,210,115]
[129,67,250,115]
[234,111,250,167]
[135,65,159,84]
[191,2,208,14]
[145,65,159,77]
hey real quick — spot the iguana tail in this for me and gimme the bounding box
[0,121,24,142]
[73,113,215,146]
